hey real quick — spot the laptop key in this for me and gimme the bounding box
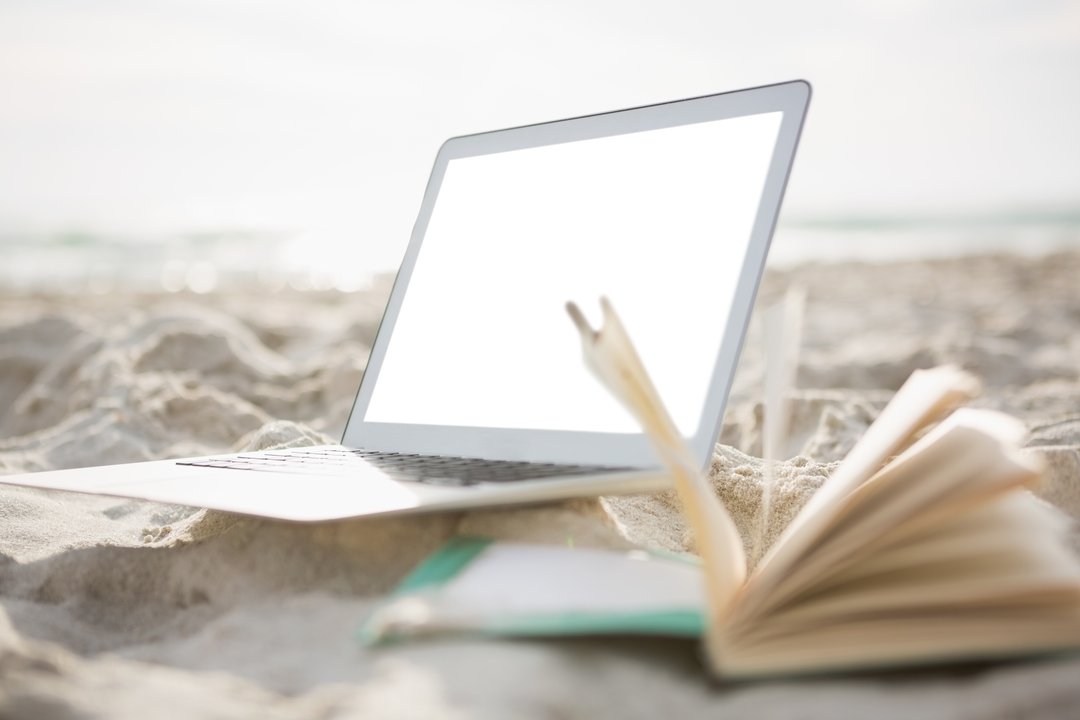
[179,449,632,486]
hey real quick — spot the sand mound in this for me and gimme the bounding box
[0,299,369,476]
[3,255,1080,717]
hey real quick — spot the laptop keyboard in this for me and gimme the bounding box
[176,447,632,487]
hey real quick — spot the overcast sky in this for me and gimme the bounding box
[1,0,1078,270]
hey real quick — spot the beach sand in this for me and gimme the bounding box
[3,253,1080,718]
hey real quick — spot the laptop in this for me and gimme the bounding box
[2,81,810,521]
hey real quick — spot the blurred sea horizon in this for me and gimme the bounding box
[4,2,1079,300]
[2,209,1079,295]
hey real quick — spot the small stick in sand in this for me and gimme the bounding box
[754,286,806,567]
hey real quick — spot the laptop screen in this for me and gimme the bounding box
[363,110,784,438]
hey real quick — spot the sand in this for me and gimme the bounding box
[3,254,1080,718]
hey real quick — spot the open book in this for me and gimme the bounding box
[361,299,1080,679]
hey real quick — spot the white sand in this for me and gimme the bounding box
[3,254,1080,718]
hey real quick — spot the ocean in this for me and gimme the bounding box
[2,215,1078,294]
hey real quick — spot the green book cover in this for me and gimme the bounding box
[359,536,706,646]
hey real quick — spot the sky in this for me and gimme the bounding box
[1,0,1078,272]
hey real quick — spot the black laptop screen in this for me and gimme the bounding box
[364,111,783,437]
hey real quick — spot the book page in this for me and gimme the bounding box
[755,492,1080,627]
[719,606,1080,679]
[717,493,1080,677]
[566,299,746,627]
[733,365,981,623]
[742,410,1041,619]
[440,544,703,616]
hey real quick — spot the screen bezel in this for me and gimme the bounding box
[342,80,811,469]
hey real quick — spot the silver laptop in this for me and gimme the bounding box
[3,81,810,521]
